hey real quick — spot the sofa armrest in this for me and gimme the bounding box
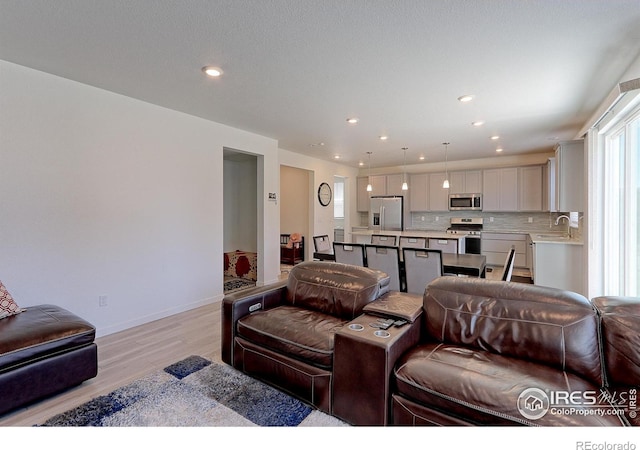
[221,281,287,365]
[362,291,423,323]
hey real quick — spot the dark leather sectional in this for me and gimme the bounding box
[223,260,639,426]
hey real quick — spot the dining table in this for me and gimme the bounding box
[442,253,487,278]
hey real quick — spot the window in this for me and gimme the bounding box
[333,179,345,219]
[590,100,640,296]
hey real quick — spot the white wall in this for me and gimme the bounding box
[0,60,279,337]
[224,156,258,253]
[280,165,310,239]
[278,149,360,246]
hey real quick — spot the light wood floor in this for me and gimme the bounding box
[0,301,223,426]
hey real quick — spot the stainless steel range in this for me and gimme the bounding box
[447,217,483,254]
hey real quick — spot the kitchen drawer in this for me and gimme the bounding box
[482,240,527,253]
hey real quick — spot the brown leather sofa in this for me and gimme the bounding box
[592,295,640,427]
[0,304,98,416]
[391,277,633,426]
[222,260,393,413]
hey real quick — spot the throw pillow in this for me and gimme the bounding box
[0,280,25,320]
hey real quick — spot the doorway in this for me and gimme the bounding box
[223,149,258,292]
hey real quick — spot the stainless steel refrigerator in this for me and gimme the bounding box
[369,196,403,231]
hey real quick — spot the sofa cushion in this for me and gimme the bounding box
[592,296,640,387]
[394,344,625,426]
[0,304,96,372]
[423,277,604,387]
[0,281,24,320]
[285,261,390,320]
[236,305,347,369]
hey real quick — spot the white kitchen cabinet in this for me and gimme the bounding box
[553,140,584,212]
[481,232,527,267]
[369,175,387,196]
[449,170,482,194]
[428,172,449,211]
[385,173,405,196]
[357,177,370,212]
[532,241,584,295]
[357,175,398,212]
[518,165,544,211]
[409,173,429,211]
[482,167,519,211]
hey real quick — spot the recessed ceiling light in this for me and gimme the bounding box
[359,161,365,166]
[379,135,388,141]
[472,121,485,127]
[458,95,475,102]
[334,155,341,159]
[490,135,500,140]
[202,66,223,77]
[496,147,504,152]
[346,117,359,124]
[419,155,425,161]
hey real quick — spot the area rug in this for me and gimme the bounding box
[39,356,346,427]
[223,277,256,293]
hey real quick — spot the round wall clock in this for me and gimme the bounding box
[318,182,332,206]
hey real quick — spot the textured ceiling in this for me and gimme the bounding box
[1,0,640,168]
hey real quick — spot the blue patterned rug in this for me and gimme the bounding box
[39,356,346,427]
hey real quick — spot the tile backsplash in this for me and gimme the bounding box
[359,211,583,237]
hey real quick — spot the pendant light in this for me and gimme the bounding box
[442,142,450,189]
[401,147,409,191]
[366,152,373,192]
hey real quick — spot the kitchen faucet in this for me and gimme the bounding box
[555,215,570,236]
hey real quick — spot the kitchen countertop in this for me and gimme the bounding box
[528,232,583,245]
[350,228,583,245]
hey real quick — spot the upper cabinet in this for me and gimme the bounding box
[518,165,544,211]
[408,172,448,212]
[357,177,370,212]
[449,170,482,194]
[482,167,519,211]
[409,173,429,211]
[356,174,406,212]
[385,173,406,196]
[428,172,449,211]
[553,140,584,212]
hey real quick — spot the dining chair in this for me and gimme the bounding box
[399,236,428,250]
[371,234,397,246]
[332,242,366,267]
[402,247,444,295]
[313,235,335,261]
[365,244,402,292]
[501,246,516,282]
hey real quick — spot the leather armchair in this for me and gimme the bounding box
[222,260,390,413]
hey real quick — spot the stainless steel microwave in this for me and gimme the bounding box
[449,193,482,211]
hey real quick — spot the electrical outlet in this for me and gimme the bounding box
[435,216,439,221]
[99,295,108,307]
[490,217,494,222]
[528,217,533,223]
[421,216,425,221]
